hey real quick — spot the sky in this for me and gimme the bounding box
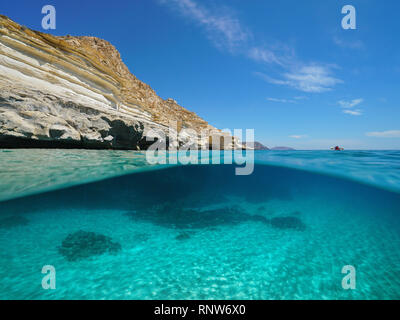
[1,0,400,149]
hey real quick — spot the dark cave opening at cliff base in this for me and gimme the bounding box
[0,135,149,150]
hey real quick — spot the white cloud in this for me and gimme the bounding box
[266,95,308,103]
[338,99,363,116]
[248,47,285,66]
[266,97,296,103]
[294,96,308,100]
[343,109,362,116]
[283,66,342,93]
[159,0,250,50]
[366,130,400,138]
[289,135,308,139]
[338,98,363,108]
[161,0,342,93]
[258,65,342,93]
[333,36,364,49]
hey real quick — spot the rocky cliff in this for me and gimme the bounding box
[0,15,237,150]
[242,141,269,150]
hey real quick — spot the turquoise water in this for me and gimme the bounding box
[0,150,400,299]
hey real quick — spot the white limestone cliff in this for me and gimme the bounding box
[0,15,241,150]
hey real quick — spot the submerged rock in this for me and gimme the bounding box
[0,215,29,229]
[248,214,269,223]
[126,202,307,232]
[127,205,258,229]
[175,231,191,241]
[58,230,121,261]
[127,203,273,230]
[269,216,306,231]
[257,206,267,212]
[134,233,150,242]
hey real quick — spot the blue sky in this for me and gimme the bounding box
[1,0,400,149]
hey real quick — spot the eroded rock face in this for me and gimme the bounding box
[58,230,121,261]
[0,85,154,149]
[0,15,238,150]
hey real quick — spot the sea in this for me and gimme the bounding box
[0,149,399,299]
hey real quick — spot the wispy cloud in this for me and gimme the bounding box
[160,0,342,93]
[333,36,364,49]
[338,98,363,108]
[289,134,308,139]
[366,130,400,138]
[294,96,308,100]
[338,99,364,116]
[258,65,342,93]
[281,65,342,93]
[266,95,308,103]
[343,109,362,116]
[159,0,250,51]
[248,47,283,65]
[266,97,296,103]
